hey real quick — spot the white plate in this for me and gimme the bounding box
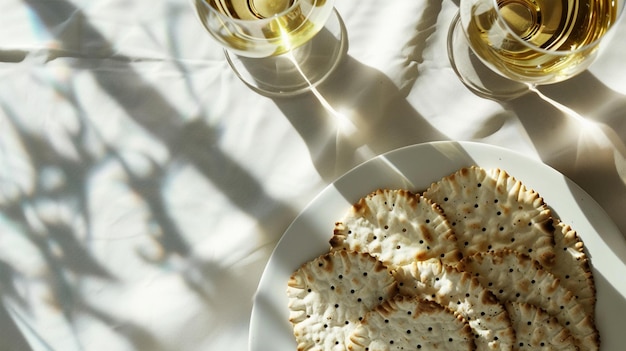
[249,141,626,350]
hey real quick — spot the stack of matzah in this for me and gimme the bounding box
[286,166,597,351]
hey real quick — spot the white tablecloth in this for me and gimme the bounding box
[1,1,625,350]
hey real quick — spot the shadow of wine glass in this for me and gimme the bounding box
[266,0,456,182]
[271,55,451,182]
[503,70,626,239]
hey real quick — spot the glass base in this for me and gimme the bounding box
[225,8,348,98]
[447,12,530,101]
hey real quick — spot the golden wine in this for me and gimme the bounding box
[196,0,333,57]
[463,0,619,84]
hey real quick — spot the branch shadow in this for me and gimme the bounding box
[0,300,34,351]
[0,102,118,349]
[2,0,304,350]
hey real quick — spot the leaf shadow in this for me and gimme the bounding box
[2,0,303,350]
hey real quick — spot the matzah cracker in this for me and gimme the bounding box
[423,166,556,268]
[505,301,577,350]
[287,250,397,351]
[550,220,595,315]
[347,295,475,351]
[457,249,598,351]
[330,189,461,269]
[393,259,514,350]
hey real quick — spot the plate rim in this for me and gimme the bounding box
[248,140,626,351]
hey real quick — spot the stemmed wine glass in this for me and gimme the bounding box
[193,0,347,97]
[448,0,623,100]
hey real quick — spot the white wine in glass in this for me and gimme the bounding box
[448,0,623,99]
[201,0,334,57]
[194,0,346,96]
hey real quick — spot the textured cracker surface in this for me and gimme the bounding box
[505,301,578,350]
[550,220,595,316]
[287,167,598,351]
[393,259,514,350]
[287,250,397,350]
[347,296,474,351]
[457,250,598,351]
[423,167,556,268]
[330,189,460,269]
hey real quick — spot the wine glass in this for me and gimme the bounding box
[193,0,347,97]
[448,0,624,100]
